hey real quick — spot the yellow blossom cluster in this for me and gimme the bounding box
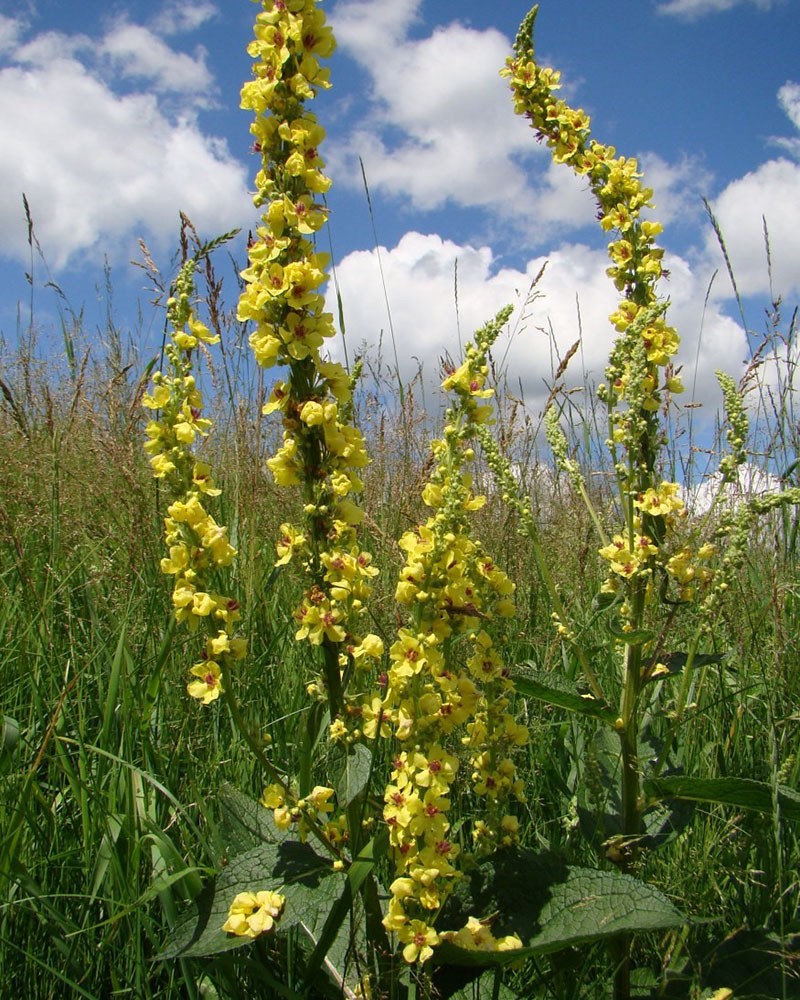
[222,890,286,938]
[502,10,715,614]
[501,10,681,416]
[259,780,343,845]
[240,0,379,713]
[227,0,376,938]
[377,310,527,961]
[440,916,523,954]
[143,259,246,703]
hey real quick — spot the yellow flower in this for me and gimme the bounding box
[302,785,335,818]
[350,632,383,660]
[362,696,393,739]
[412,744,459,793]
[399,920,439,964]
[275,522,307,566]
[222,890,285,938]
[142,384,171,410]
[261,784,285,810]
[187,659,223,704]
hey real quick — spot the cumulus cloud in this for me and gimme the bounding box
[702,158,800,298]
[639,152,713,228]
[657,0,778,18]
[0,15,23,54]
[774,81,800,157]
[151,1,219,37]
[327,231,747,414]
[98,23,214,98]
[328,0,561,229]
[0,17,249,269]
[779,81,800,131]
[331,0,422,54]
[328,0,721,251]
[696,79,800,301]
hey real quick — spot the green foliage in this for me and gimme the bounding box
[1,2,799,998]
[439,849,684,963]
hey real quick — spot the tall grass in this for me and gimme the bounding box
[2,21,800,995]
[1,216,797,996]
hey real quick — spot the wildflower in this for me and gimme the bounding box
[376,309,528,960]
[398,920,439,964]
[187,659,223,704]
[144,256,246,703]
[241,0,377,727]
[222,890,286,938]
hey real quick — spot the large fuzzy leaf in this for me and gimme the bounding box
[158,837,340,960]
[436,848,684,967]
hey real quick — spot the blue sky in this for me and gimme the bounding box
[0,0,798,415]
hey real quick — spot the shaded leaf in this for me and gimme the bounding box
[645,775,800,823]
[436,848,684,967]
[607,622,657,647]
[663,927,800,998]
[158,838,340,960]
[643,651,726,686]
[335,742,373,808]
[1,715,20,773]
[433,965,522,1000]
[218,783,278,856]
[513,665,616,722]
[298,836,381,993]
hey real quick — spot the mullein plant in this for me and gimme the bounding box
[145,252,345,944]
[239,0,381,726]
[235,0,527,970]
[148,3,799,993]
[502,4,702,853]
[143,258,247,705]
[503,7,800,995]
[233,0,384,946]
[378,309,526,961]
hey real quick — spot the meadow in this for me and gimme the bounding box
[1,3,799,998]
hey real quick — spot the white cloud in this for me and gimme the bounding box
[657,0,778,18]
[329,1,576,231]
[0,15,23,54]
[328,2,718,248]
[327,231,748,414]
[99,22,214,98]
[658,251,750,406]
[694,80,800,301]
[331,0,422,54]
[639,152,713,227]
[703,157,800,298]
[151,2,219,36]
[0,22,250,269]
[779,81,800,131]
[774,81,800,157]
[685,463,783,515]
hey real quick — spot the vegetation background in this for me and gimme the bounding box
[0,213,798,997]
[1,0,799,994]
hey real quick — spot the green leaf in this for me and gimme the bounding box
[663,927,800,998]
[335,742,373,809]
[436,848,684,967]
[158,837,341,960]
[433,967,522,1000]
[607,622,657,646]
[643,651,726,685]
[513,666,616,722]
[645,775,800,822]
[1,714,20,756]
[297,835,380,992]
[217,783,277,857]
